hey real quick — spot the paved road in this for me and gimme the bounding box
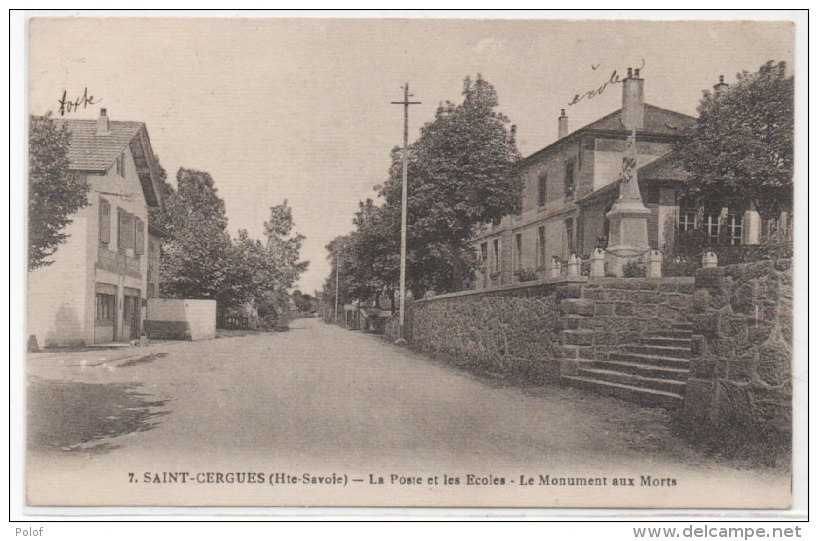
[26,318,789,508]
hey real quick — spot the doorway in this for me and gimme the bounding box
[122,288,141,340]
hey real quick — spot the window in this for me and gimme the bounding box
[514,233,523,272]
[702,209,743,246]
[480,243,488,273]
[118,208,135,251]
[678,199,697,234]
[537,173,548,207]
[564,161,575,196]
[99,199,111,246]
[492,239,500,273]
[95,293,115,322]
[537,226,546,267]
[726,214,743,245]
[703,213,720,245]
[565,218,574,255]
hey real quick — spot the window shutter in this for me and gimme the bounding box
[99,199,110,244]
[135,218,145,255]
[117,208,125,249]
[118,208,135,250]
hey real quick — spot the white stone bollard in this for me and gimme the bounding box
[567,253,580,277]
[647,249,663,278]
[702,250,718,269]
[550,257,562,278]
[590,248,605,277]
[742,209,761,245]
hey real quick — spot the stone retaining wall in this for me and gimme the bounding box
[685,259,793,436]
[405,276,696,383]
[410,278,586,383]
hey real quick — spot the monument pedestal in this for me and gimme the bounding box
[604,127,651,277]
[606,200,651,277]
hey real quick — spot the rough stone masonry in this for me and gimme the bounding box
[685,259,793,436]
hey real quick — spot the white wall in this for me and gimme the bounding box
[147,298,216,341]
[147,298,187,321]
[27,215,90,347]
[184,300,216,341]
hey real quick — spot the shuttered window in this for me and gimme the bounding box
[99,199,111,245]
[118,208,134,250]
[564,161,575,196]
[134,218,145,255]
[537,173,548,207]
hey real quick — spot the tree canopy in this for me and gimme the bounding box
[325,74,521,301]
[28,114,90,270]
[157,168,308,324]
[674,61,793,219]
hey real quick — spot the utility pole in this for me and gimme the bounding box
[334,252,340,324]
[391,83,420,344]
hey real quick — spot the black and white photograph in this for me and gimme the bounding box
[16,12,804,515]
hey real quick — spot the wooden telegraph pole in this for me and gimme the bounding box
[391,83,420,344]
[334,253,340,324]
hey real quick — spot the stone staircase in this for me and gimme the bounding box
[562,323,694,409]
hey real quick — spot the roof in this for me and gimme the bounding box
[54,118,163,209]
[574,151,690,207]
[54,119,143,172]
[636,151,691,181]
[582,104,695,135]
[520,103,696,166]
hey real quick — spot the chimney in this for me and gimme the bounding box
[96,108,110,135]
[558,108,568,139]
[621,67,644,131]
[713,74,729,95]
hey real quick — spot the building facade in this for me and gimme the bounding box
[28,109,165,346]
[472,71,701,289]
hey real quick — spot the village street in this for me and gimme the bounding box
[26,318,789,508]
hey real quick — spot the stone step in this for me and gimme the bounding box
[593,360,689,381]
[577,367,686,394]
[625,344,690,358]
[651,329,694,339]
[672,322,694,331]
[609,352,690,369]
[640,336,692,348]
[562,375,684,409]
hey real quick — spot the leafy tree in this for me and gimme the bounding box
[674,61,794,220]
[326,75,520,301]
[323,234,355,310]
[158,168,237,311]
[291,290,313,313]
[159,171,309,325]
[263,200,309,292]
[28,113,90,270]
[374,74,522,296]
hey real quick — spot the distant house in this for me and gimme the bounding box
[28,109,165,346]
[471,70,733,289]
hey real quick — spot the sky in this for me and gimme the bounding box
[28,16,794,294]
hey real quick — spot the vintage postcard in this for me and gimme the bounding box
[22,13,802,511]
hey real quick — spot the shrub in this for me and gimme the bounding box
[622,260,647,277]
[517,268,538,282]
[757,222,794,260]
[662,254,700,277]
